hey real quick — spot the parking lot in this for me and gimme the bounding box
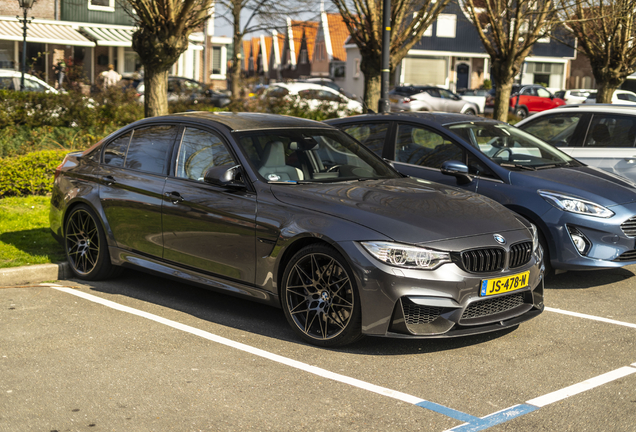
[2,267,635,431]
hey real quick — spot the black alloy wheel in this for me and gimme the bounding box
[65,205,119,280]
[464,108,476,115]
[514,107,528,119]
[282,245,362,347]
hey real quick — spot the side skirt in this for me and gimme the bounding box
[109,247,280,308]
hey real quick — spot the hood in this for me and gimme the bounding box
[511,165,636,207]
[270,178,527,244]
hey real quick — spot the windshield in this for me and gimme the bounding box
[236,128,400,183]
[445,122,579,169]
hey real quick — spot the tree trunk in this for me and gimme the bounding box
[361,60,381,113]
[595,84,618,104]
[490,60,516,122]
[144,69,169,118]
[229,2,243,103]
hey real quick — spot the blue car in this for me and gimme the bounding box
[326,112,636,273]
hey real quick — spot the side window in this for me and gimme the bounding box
[617,93,636,102]
[426,88,441,98]
[125,125,177,174]
[396,124,463,168]
[584,114,636,148]
[175,128,235,181]
[521,114,583,147]
[298,89,315,100]
[340,122,389,157]
[0,77,15,90]
[24,79,46,92]
[102,132,131,167]
[536,88,551,98]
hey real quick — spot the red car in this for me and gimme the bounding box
[485,84,566,118]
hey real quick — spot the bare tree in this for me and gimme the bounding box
[330,0,451,111]
[215,0,312,102]
[461,0,559,121]
[123,0,213,117]
[557,0,636,103]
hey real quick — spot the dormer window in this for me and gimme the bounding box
[88,0,115,12]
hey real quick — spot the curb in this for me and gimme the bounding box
[0,262,70,287]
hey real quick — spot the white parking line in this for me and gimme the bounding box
[526,366,636,407]
[545,307,636,329]
[47,285,426,406]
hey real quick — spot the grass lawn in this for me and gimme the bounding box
[0,196,65,269]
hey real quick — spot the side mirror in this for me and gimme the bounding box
[441,160,472,185]
[203,165,245,188]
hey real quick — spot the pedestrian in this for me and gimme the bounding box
[53,60,66,89]
[100,64,121,90]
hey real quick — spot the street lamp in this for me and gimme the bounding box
[17,0,36,91]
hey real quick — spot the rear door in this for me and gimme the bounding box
[575,113,636,181]
[99,124,178,257]
[161,126,257,284]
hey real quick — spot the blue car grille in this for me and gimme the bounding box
[614,250,636,262]
[458,242,532,273]
[621,216,636,237]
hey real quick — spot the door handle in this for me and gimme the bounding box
[164,191,184,204]
[102,175,116,186]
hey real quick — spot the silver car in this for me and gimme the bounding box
[516,104,636,182]
[390,86,479,114]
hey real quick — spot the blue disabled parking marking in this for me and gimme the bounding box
[443,404,539,432]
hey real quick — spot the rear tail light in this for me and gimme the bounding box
[402,97,411,103]
[54,155,70,182]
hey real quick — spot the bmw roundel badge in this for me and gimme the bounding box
[494,234,506,245]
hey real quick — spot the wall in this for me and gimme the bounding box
[0,0,57,20]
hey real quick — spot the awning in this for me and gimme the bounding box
[0,18,94,47]
[80,25,135,47]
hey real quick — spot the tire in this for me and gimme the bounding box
[281,244,363,347]
[514,106,528,119]
[64,204,121,280]
[464,108,476,115]
[538,230,554,279]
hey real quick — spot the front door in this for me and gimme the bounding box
[161,126,257,284]
[456,63,469,90]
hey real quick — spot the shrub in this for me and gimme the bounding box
[0,150,67,198]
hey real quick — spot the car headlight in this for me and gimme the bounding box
[360,241,451,270]
[538,190,614,218]
[530,223,539,252]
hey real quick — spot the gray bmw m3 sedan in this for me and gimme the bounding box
[51,112,543,346]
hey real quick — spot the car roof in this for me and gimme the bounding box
[326,111,494,126]
[271,82,336,92]
[136,111,334,132]
[552,104,636,113]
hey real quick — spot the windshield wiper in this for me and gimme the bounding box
[500,163,536,171]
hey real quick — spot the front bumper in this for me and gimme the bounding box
[338,234,544,337]
[542,202,636,270]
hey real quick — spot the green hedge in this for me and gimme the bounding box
[0,150,68,198]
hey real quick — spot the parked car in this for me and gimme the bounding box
[327,112,636,274]
[263,82,363,114]
[583,89,636,105]
[0,69,58,93]
[554,89,594,105]
[516,104,636,182]
[301,77,362,102]
[390,86,479,114]
[457,88,489,113]
[51,112,543,346]
[485,85,566,118]
[134,76,231,107]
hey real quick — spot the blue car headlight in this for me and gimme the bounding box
[538,190,614,218]
[360,241,451,270]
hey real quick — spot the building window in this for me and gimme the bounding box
[300,49,308,65]
[0,40,15,69]
[436,14,457,38]
[212,46,222,75]
[88,0,115,12]
[354,58,361,78]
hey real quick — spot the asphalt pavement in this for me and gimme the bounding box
[1,265,635,431]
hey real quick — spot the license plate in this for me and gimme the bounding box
[389,97,398,103]
[480,271,530,296]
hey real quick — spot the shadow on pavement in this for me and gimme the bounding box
[0,228,65,263]
[545,266,636,290]
[78,268,517,356]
